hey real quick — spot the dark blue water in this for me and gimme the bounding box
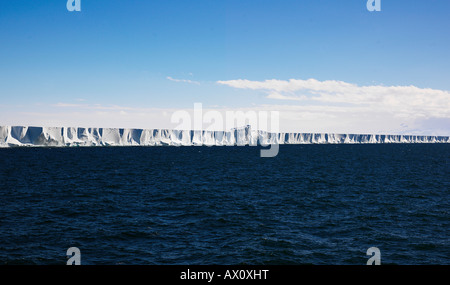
[0,144,449,265]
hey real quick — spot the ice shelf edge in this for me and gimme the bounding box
[0,125,449,147]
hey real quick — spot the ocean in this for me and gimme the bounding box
[0,144,448,265]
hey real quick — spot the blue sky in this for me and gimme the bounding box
[0,0,449,134]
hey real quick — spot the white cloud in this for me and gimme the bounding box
[53,103,136,111]
[217,78,450,118]
[2,101,449,135]
[166,76,200,85]
[53,102,86,108]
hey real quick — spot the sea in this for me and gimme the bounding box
[0,144,448,265]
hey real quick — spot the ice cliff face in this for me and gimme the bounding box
[0,125,448,147]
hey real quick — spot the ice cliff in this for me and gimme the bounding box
[0,125,448,147]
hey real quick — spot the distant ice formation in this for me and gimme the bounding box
[0,125,448,147]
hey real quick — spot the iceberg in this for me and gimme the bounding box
[0,125,448,147]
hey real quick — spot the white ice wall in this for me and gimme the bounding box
[0,125,448,147]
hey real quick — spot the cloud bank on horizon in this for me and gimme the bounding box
[214,78,450,135]
[1,76,449,136]
[217,78,450,118]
